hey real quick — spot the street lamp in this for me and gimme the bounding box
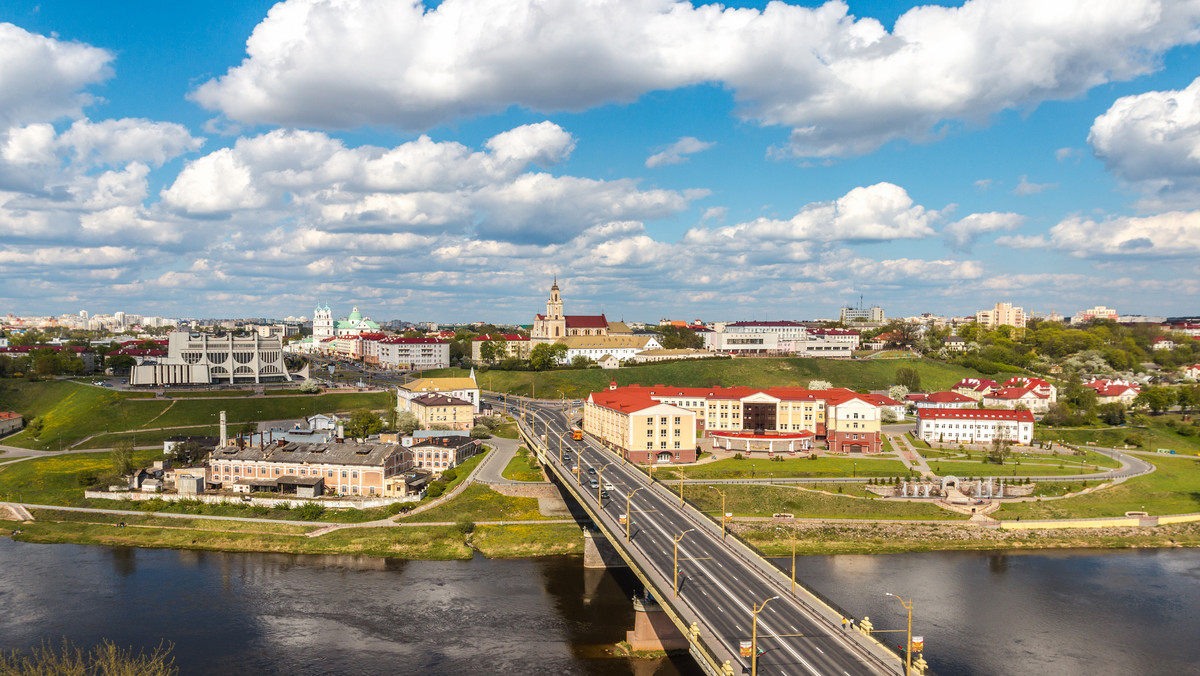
[714,488,728,539]
[853,461,857,478]
[597,463,612,504]
[624,487,643,541]
[673,529,695,597]
[751,595,780,676]
[885,592,914,676]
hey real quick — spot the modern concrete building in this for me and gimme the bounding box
[976,302,1027,329]
[129,331,292,386]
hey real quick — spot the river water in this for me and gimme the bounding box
[1,539,1197,675]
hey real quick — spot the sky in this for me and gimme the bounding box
[2,0,1200,324]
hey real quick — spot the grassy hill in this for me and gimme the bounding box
[425,357,996,398]
[0,379,392,450]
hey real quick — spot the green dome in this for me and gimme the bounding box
[348,307,363,321]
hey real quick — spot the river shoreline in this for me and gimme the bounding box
[6,510,1200,561]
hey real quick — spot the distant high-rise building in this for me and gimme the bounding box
[975,302,1026,329]
[840,305,884,324]
[1072,305,1118,325]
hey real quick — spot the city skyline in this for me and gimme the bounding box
[3,0,1200,322]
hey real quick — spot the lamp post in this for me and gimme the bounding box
[673,529,694,597]
[597,463,612,503]
[625,487,642,541]
[751,595,780,676]
[715,488,727,539]
[886,592,914,676]
[648,462,656,485]
[557,430,569,465]
[853,461,857,478]
[679,471,685,507]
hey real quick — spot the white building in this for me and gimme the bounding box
[560,335,663,363]
[398,373,481,414]
[916,408,1034,445]
[129,332,292,386]
[376,337,451,369]
[840,305,885,323]
[1072,305,1118,325]
[976,302,1027,329]
[710,329,780,355]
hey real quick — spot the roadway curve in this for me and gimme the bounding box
[495,395,898,676]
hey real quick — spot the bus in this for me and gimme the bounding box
[571,427,583,441]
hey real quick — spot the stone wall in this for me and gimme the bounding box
[83,490,413,509]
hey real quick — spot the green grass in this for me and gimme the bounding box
[657,455,910,480]
[501,446,544,482]
[74,425,214,450]
[401,483,550,523]
[491,421,519,439]
[0,449,161,505]
[29,508,319,534]
[436,357,997,398]
[994,455,1200,520]
[684,483,964,520]
[1034,416,1200,456]
[471,523,583,558]
[0,378,393,449]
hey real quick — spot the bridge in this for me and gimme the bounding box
[492,394,907,676]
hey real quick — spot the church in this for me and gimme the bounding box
[531,280,612,344]
[313,304,381,341]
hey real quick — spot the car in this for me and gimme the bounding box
[600,490,609,499]
[589,480,599,489]
[586,467,596,474]
[603,482,614,491]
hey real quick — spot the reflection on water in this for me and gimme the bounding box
[0,540,701,676]
[783,548,1200,676]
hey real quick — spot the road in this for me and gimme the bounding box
[495,395,896,676]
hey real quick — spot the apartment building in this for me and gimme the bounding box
[410,393,475,431]
[976,302,1027,329]
[916,408,1034,445]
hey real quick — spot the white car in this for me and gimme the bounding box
[603,482,614,491]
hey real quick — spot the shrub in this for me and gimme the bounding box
[441,468,458,482]
[1124,434,1145,447]
[456,517,475,535]
[733,453,744,460]
[426,480,447,498]
[296,503,326,520]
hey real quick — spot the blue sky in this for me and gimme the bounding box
[2,0,1199,323]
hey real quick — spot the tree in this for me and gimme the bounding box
[345,408,384,439]
[470,424,491,439]
[895,367,922,392]
[655,325,703,349]
[988,434,1013,465]
[888,385,909,402]
[570,355,595,369]
[298,379,321,394]
[1097,403,1126,426]
[881,407,900,422]
[807,380,832,390]
[395,410,420,435]
[111,440,135,476]
[530,342,567,370]
[1176,386,1199,413]
[1134,387,1175,414]
[170,440,206,466]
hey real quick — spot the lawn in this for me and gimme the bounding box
[0,448,161,505]
[993,455,1200,520]
[28,508,319,535]
[0,378,393,449]
[1035,416,1200,456]
[471,523,583,558]
[75,425,214,450]
[165,390,255,398]
[501,446,544,482]
[492,421,519,439]
[924,449,1119,478]
[433,357,997,398]
[400,483,549,523]
[682,483,964,520]
[656,455,910,480]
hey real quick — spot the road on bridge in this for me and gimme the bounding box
[493,394,899,676]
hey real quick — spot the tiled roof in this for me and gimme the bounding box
[922,391,976,403]
[918,408,1035,422]
[809,328,860,336]
[412,393,472,407]
[379,337,448,344]
[953,378,997,391]
[471,334,529,342]
[401,377,478,392]
[565,314,609,329]
[986,387,1047,400]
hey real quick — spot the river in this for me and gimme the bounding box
[1,539,1197,675]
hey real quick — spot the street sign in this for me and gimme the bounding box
[739,641,753,658]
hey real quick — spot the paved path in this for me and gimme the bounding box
[890,433,933,476]
[473,436,529,485]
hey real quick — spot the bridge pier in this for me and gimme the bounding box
[582,529,628,569]
[626,595,689,652]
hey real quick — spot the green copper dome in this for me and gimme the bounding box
[348,307,363,321]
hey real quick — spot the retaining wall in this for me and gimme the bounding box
[83,490,413,509]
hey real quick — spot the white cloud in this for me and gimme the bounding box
[59,118,204,167]
[192,0,1200,158]
[973,179,994,191]
[942,212,1024,252]
[1055,147,1082,163]
[646,136,715,168]
[683,182,940,250]
[1089,75,1200,208]
[0,23,114,127]
[994,234,1047,249]
[1012,175,1055,196]
[1047,210,1200,257]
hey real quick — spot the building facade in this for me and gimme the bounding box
[916,408,1034,445]
[206,441,413,497]
[470,334,532,362]
[129,332,292,386]
[398,374,481,414]
[530,280,612,342]
[976,302,1027,329]
[410,393,475,431]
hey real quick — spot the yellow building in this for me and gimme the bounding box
[398,373,480,413]
[410,393,475,431]
[583,387,698,464]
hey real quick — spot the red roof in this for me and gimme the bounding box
[727,320,807,328]
[918,408,1034,422]
[1002,377,1051,389]
[810,328,860,336]
[986,387,1047,400]
[472,334,529,342]
[590,384,870,410]
[922,391,976,404]
[0,412,21,420]
[953,378,997,392]
[111,348,166,357]
[379,337,448,344]
[565,314,608,329]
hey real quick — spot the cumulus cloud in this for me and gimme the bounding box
[646,136,715,168]
[1047,210,1200,257]
[973,179,994,191]
[683,182,940,251]
[942,212,1024,252]
[1089,75,1200,208]
[0,23,114,127]
[192,0,1200,158]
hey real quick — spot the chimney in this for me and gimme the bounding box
[219,410,227,447]
[336,420,344,440]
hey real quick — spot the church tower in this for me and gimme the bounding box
[547,278,563,320]
[313,303,333,341]
[532,279,567,342]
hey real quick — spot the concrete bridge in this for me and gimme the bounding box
[494,395,907,676]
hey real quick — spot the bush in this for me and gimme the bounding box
[441,468,458,482]
[296,502,326,520]
[77,471,98,487]
[456,517,475,535]
[732,453,744,460]
[426,480,447,498]
[1124,434,1145,447]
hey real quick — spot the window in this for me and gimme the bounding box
[275,468,281,476]
[369,486,375,495]
[327,470,334,477]
[660,429,668,437]
[674,417,681,424]
[646,429,653,437]
[341,470,348,478]
[352,486,359,494]
[660,417,668,424]
[659,441,667,449]
[674,441,680,449]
